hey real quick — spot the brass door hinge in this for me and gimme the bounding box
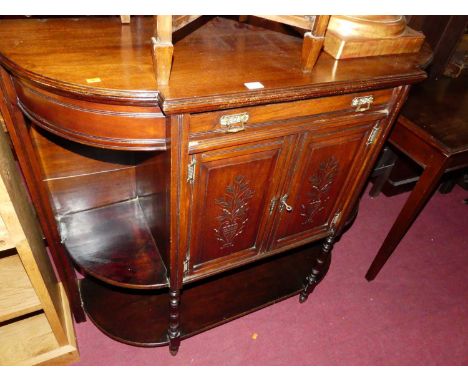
[269,197,277,215]
[183,251,190,275]
[366,126,381,145]
[187,159,197,184]
[331,210,342,228]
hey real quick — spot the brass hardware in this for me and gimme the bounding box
[269,197,277,215]
[183,251,190,275]
[331,210,342,228]
[279,194,293,212]
[187,159,196,184]
[366,125,381,145]
[352,95,374,112]
[219,112,249,133]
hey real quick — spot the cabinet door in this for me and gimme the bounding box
[186,137,294,279]
[269,121,380,250]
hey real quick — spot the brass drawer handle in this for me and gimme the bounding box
[352,95,374,112]
[219,112,249,133]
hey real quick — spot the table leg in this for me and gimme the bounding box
[366,158,447,281]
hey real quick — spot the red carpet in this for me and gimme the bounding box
[72,184,468,365]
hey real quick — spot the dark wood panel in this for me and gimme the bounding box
[188,109,389,154]
[189,88,392,134]
[16,80,166,150]
[80,278,170,347]
[135,151,171,268]
[79,241,325,346]
[181,242,326,337]
[46,167,136,216]
[270,123,373,250]
[399,71,468,154]
[61,199,168,289]
[187,137,293,278]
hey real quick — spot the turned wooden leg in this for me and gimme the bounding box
[168,289,181,356]
[299,233,335,303]
[366,159,447,281]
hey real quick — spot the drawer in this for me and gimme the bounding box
[189,88,394,137]
[14,80,167,151]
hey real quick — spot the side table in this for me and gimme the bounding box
[366,72,468,280]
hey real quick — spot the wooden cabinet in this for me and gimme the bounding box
[0,16,429,356]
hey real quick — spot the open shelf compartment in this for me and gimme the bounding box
[60,198,169,289]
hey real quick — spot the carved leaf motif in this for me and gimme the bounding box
[300,156,339,225]
[214,175,254,249]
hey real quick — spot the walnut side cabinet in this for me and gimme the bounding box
[0,16,428,355]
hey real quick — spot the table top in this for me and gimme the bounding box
[0,16,429,113]
[401,70,468,154]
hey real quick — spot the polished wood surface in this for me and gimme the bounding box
[14,80,166,150]
[270,120,378,250]
[80,241,325,346]
[324,15,425,60]
[0,17,428,111]
[62,199,168,289]
[366,73,468,280]
[187,137,289,279]
[400,71,468,154]
[0,16,428,354]
[327,16,407,38]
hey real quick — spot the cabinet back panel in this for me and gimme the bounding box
[30,126,136,180]
[46,167,136,216]
[135,152,171,268]
[27,125,160,216]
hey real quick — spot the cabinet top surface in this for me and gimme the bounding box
[0,16,429,112]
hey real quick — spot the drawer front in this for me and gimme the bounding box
[189,88,393,139]
[14,80,166,151]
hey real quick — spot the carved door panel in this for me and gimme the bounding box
[186,137,294,279]
[268,121,380,250]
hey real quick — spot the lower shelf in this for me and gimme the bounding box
[80,241,327,347]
